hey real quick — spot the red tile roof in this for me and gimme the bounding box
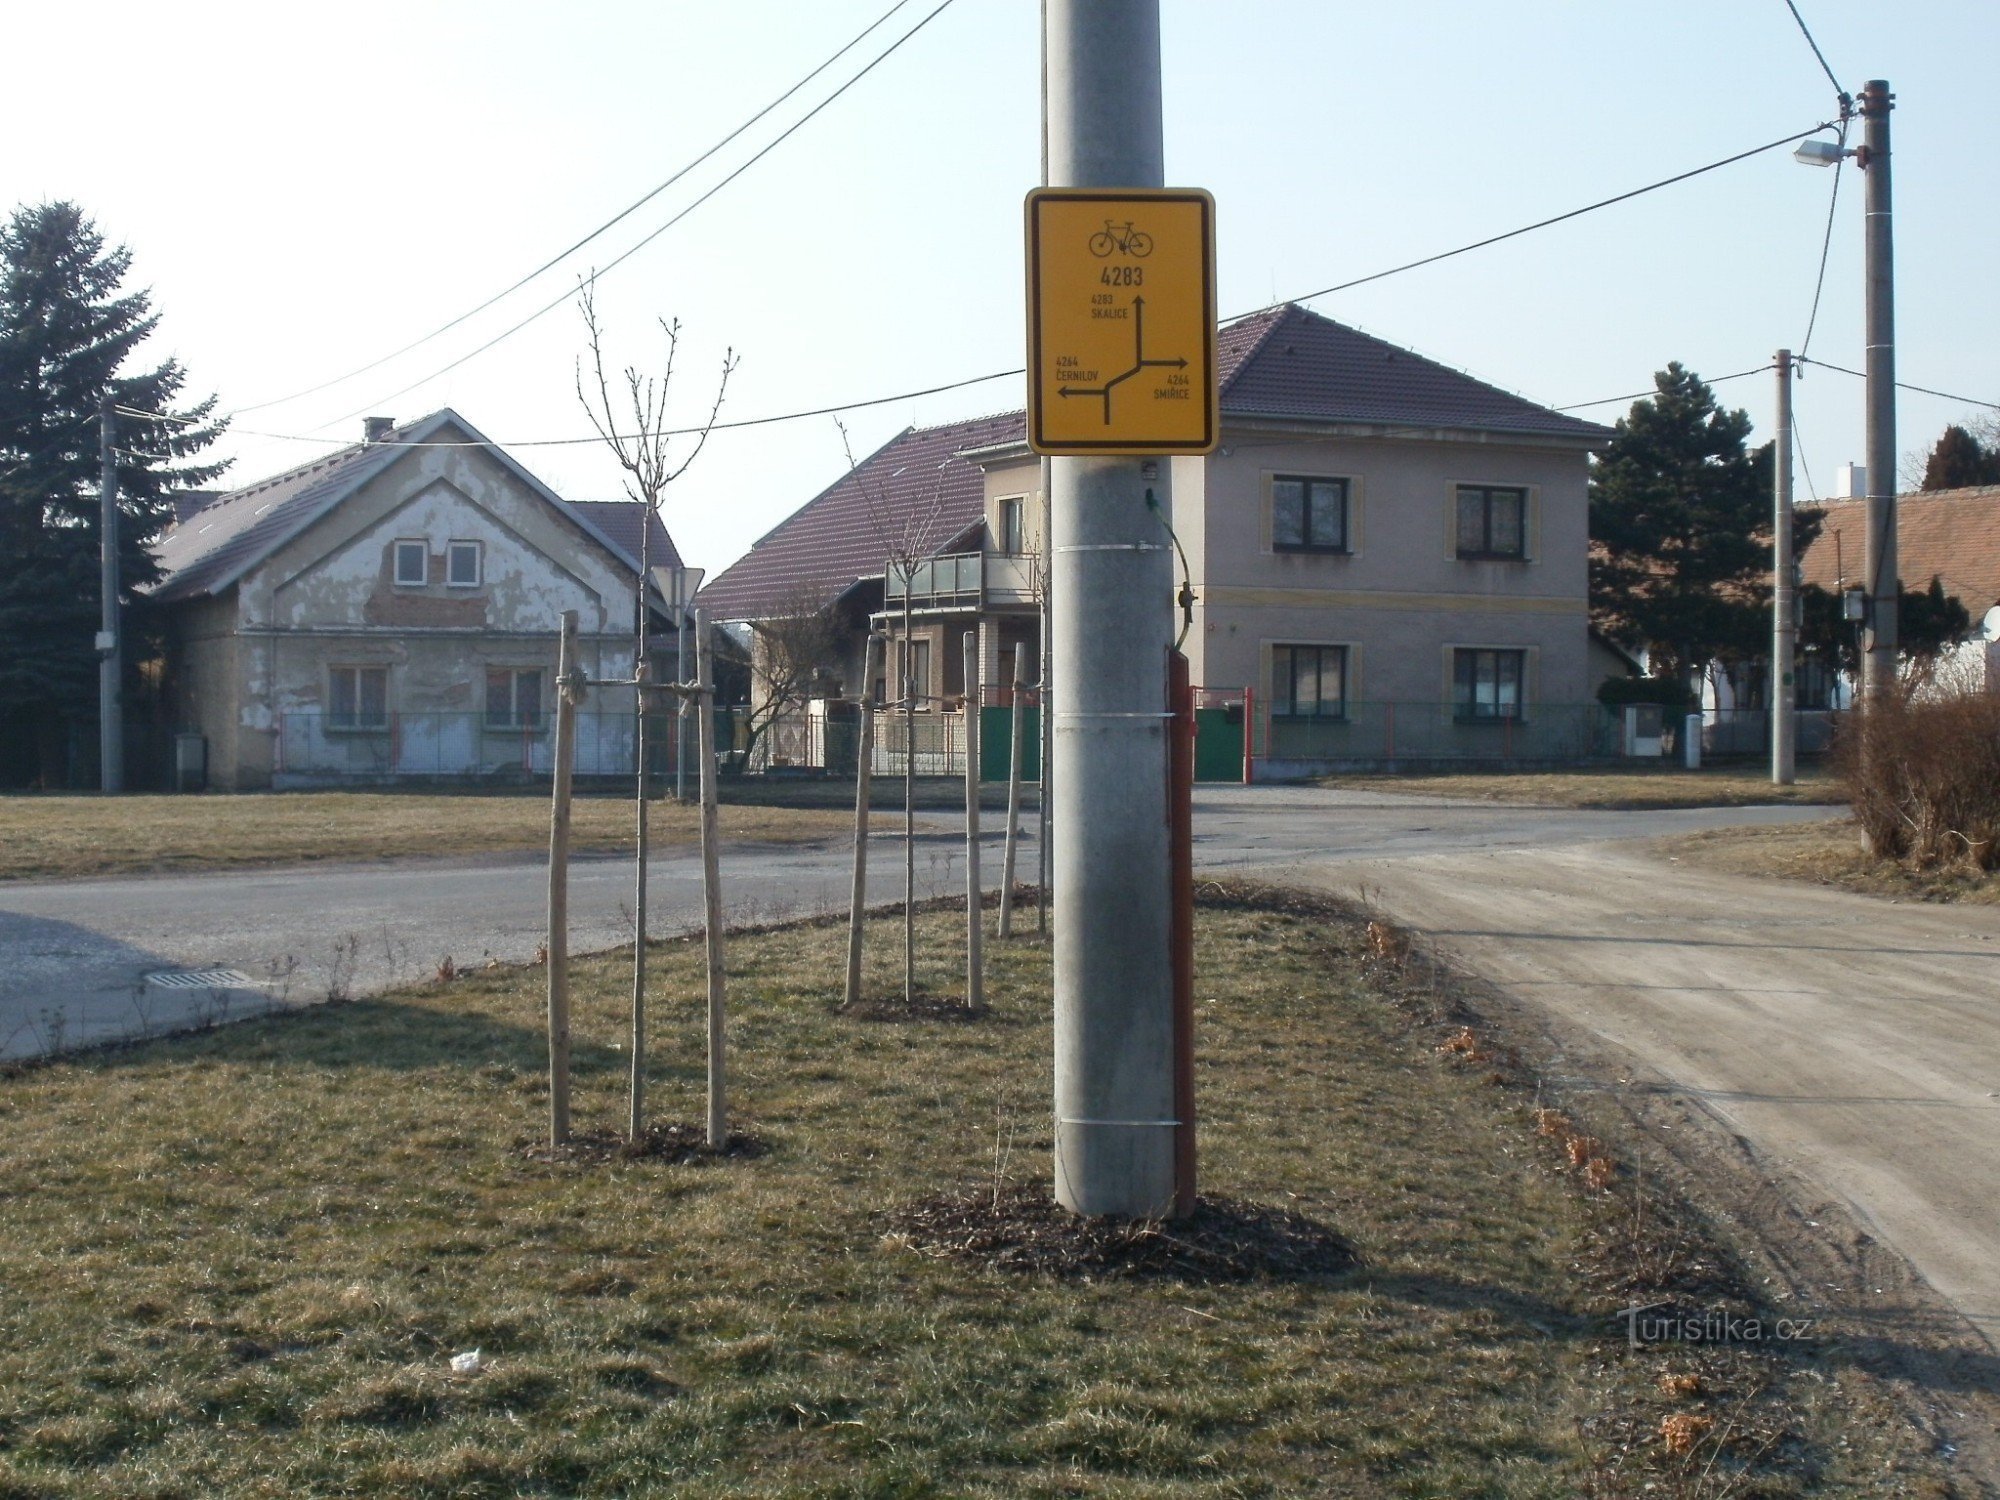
[696,412,1016,621]
[698,304,1610,620]
[1800,486,2000,612]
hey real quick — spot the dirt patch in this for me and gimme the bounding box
[884,1179,1357,1283]
[837,990,1006,1023]
[1660,818,2000,905]
[514,1121,769,1167]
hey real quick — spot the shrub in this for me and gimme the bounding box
[1834,687,2000,871]
[1596,674,1699,715]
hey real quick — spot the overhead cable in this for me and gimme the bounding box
[229,0,922,416]
[323,0,964,429]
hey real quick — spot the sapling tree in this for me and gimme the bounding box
[574,277,736,1143]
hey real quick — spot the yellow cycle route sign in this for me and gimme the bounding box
[1025,188,1217,456]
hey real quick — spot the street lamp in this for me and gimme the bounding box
[1794,80,1896,703]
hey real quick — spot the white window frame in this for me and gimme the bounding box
[392,539,427,587]
[446,539,484,588]
[328,665,389,731]
[485,666,544,730]
[998,495,1026,556]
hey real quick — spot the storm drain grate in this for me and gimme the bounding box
[144,968,257,990]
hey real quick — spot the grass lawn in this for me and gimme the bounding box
[0,888,1951,1497]
[0,793,854,883]
[1318,763,1845,811]
[1661,817,2000,906]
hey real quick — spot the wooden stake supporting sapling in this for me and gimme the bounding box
[963,632,984,1012]
[845,633,883,1008]
[999,645,1029,938]
[545,609,582,1146]
[695,609,729,1147]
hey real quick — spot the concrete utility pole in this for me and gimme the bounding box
[1045,0,1177,1218]
[1859,79,1897,702]
[1772,351,1797,786]
[98,401,123,793]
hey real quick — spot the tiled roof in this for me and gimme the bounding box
[1216,303,1612,441]
[151,409,638,605]
[1800,485,2000,612]
[565,500,684,576]
[698,305,1608,619]
[696,412,1018,621]
[151,420,426,602]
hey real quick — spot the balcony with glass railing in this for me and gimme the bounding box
[883,550,1038,612]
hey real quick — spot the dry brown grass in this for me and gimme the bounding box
[0,792,851,883]
[1319,764,1844,810]
[1661,818,2000,906]
[0,887,1953,1496]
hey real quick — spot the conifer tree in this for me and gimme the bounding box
[1918,424,2000,491]
[0,202,226,783]
[1588,363,1818,688]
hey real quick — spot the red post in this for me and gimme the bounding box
[1168,649,1197,1219]
[1241,686,1255,785]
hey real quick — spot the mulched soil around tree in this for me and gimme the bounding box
[885,1179,1356,1283]
[514,1122,769,1167]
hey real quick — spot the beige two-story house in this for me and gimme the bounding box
[699,304,1612,772]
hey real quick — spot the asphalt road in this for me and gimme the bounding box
[7,785,1997,1351]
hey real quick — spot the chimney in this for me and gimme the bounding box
[363,416,395,445]
[1835,462,1866,499]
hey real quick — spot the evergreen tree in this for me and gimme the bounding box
[0,202,227,785]
[1918,423,2000,491]
[1588,363,1816,688]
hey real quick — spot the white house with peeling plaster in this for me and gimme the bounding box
[151,410,683,790]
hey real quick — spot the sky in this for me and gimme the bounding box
[5,0,1996,582]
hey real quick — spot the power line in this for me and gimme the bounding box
[1797,121,1846,356]
[1795,358,2000,411]
[173,115,1864,455]
[323,0,964,430]
[229,0,921,418]
[1554,365,1774,412]
[1276,119,1841,309]
[1781,0,1849,103]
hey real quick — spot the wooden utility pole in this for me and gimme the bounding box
[546,610,581,1145]
[696,610,729,1147]
[962,632,984,1011]
[98,401,122,793]
[999,646,1029,937]
[846,634,883,1007]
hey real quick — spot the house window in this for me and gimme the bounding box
[1455,485,1527,559]
[1453,648,1525,721]
[485,667,544,729]
[393,539,427,586]
[999,496,1025,555]
[447,539,483,587]
[1272,644,1347,719]
[329,666,389,729]
[1272,475,1349,553]
[902,638,932,706]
